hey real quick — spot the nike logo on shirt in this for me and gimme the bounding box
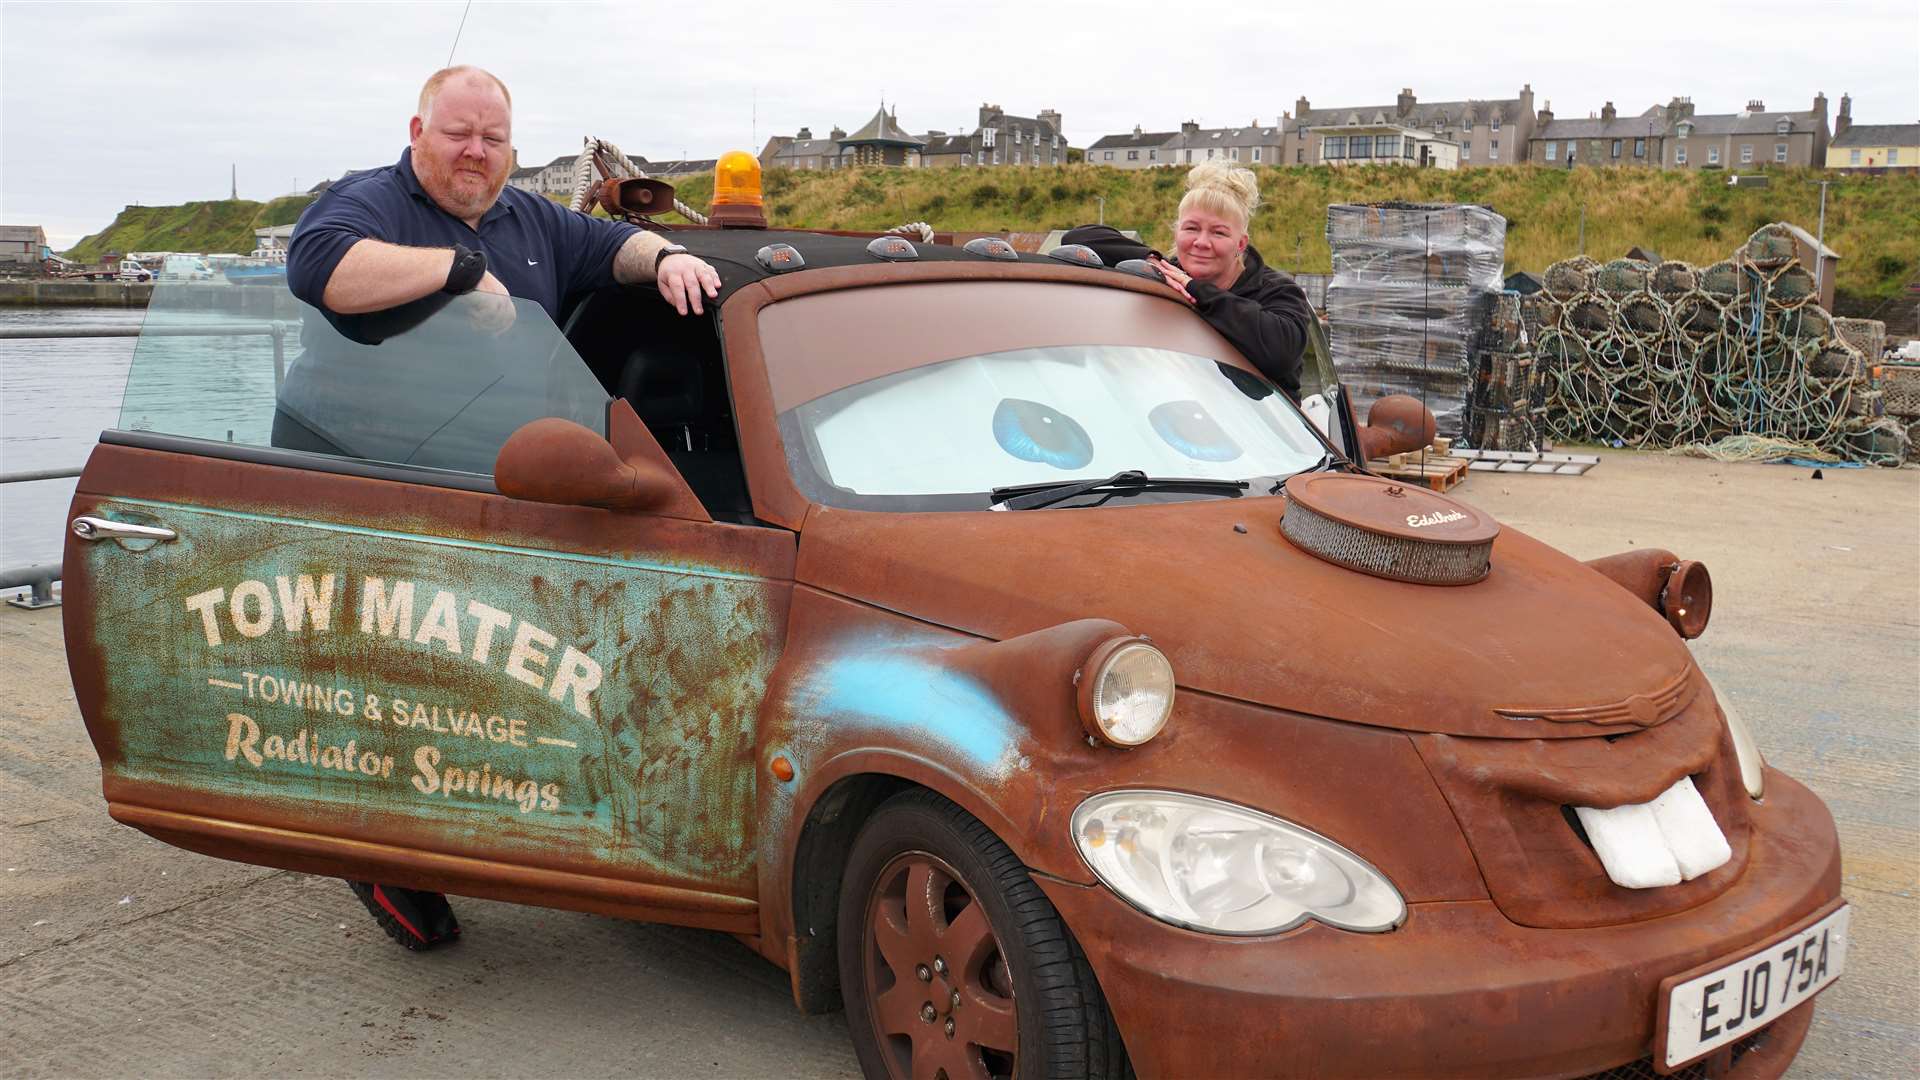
[527,258,540,266]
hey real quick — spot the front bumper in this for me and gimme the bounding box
[1039,769,1841,1080]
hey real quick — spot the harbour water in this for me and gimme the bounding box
[0,306,146,573]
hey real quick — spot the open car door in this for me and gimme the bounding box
[62,283,793,931]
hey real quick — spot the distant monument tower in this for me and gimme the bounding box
[230,164,237,200]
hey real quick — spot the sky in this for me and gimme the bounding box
[3,0,1915,248]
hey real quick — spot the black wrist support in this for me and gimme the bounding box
[442,244,488,295]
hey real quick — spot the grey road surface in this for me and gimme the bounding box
[2,449,1913,1078]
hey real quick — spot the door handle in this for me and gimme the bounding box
[71,516,177,543]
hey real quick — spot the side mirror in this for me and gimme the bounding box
[494,417,681,511]
[1355,394,1438,461]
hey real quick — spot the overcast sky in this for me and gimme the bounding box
[3,0,1915,248]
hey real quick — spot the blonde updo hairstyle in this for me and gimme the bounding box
[1176,160,1260,235]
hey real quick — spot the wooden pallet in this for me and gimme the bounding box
[1366,445,1471,491]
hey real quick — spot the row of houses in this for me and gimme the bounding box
[746,86,1912,176]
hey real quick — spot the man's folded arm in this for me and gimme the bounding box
[314,239,458,314]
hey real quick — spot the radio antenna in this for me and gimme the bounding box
[445,0,473,66]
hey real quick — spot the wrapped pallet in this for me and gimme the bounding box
[1324,202,1508,441]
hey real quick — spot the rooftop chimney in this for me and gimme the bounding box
[797,126,812,139]
[1181,120,1200,136]
[1537,101,1554,124]
[1397,88,1416,115]
[1746,99,1765,114]
[1601,101,1616,122]
[1835,93,1851,137]
[1296,95,1311,118]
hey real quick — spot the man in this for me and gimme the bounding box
[288,64,719,325]
[282,67,724,948]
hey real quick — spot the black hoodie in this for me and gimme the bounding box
[1181,244,1311,399]
[1058,225,1310,397]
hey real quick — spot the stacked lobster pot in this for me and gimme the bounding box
[1324,203,1508,441]
[1534,223,1909,464]
[1465,291,1553,451]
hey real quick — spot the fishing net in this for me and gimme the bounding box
[1536,223,1908,465]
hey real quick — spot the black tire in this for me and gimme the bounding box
[837,789,1126,1080]
[345,880,461,951]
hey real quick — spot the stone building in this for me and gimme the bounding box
[1087,126,1178,169]
[1284,86,1535,167]
[760,127,845,170]
[1529,94,1831,170]
[1161,120,1286,167]
[932,104,1065,167]
[1665,95,1830,170]
[1528,101,1673,168]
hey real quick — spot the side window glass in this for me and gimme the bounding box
[120,282,609,477]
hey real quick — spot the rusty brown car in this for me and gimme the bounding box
[64,221,1844,1079]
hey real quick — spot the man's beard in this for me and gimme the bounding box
[418,153,508,220]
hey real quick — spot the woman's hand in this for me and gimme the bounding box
[1148,256,1196,304]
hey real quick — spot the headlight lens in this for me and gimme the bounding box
[1072,790,1405,934]
[1078,639,1174,746]
[1712,680,1766,799]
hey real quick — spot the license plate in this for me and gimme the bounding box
[1659,904,1850,1070]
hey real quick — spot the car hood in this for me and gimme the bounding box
[794,493,1694,738]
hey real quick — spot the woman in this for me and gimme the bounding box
[1149,161,1313,398]
[1065,163,1314,397]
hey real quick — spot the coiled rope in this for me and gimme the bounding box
[1534,225,1907,466]
[568,137,710,225]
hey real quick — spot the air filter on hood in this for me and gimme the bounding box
[1281,473,1498,585]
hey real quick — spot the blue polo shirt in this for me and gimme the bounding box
[287,148,638,323]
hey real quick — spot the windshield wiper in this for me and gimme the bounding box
[1267,453,1343,494]
[991,470,1250,511]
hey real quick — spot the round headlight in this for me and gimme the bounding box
[1712,679,1765,800]
[1076,638,1174,747]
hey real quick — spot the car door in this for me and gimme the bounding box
[63,285,792,931]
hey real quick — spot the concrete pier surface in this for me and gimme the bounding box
[0,280,153,306]
[2,449,1913,1079]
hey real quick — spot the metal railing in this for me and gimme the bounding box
[1,320,293,609]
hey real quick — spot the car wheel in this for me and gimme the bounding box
[837,789,1126,1080]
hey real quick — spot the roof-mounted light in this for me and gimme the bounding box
[1047,243,1104,268]
[867,235,919,261]
[709,150,767,229]
[1116,258,1165,282]
[963,237,1019,261]
[755,243,805,273]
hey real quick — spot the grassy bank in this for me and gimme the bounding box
[672,164,1917,312]
[61,164,1915,313]
[64,195,314,262]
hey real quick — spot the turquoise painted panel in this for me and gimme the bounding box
[83,499,778,889]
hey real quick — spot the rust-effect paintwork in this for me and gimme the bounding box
[63,252,1847,1078]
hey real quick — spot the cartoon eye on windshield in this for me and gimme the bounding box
[992,398,1094,470]
[1149,400,1243,462]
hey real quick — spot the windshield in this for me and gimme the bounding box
[120,281,609,478]
[781,344,1328,511]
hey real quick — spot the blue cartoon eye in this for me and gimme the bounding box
[1149,400,1242,462]
[992,398,1093,470]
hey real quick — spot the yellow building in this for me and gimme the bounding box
[1827,122,1919,171]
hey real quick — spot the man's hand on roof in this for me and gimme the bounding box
[657,253,722,317]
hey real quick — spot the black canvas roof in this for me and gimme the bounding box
[655,228,1084,305]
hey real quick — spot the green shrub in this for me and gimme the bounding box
[1048,183,1072,203]
[970,184,1001,208]
[922,194,948,215]
[1699,202,1730,223]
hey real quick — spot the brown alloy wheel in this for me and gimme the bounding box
[863,851,1019,1080]
[837,789,1126,1080]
